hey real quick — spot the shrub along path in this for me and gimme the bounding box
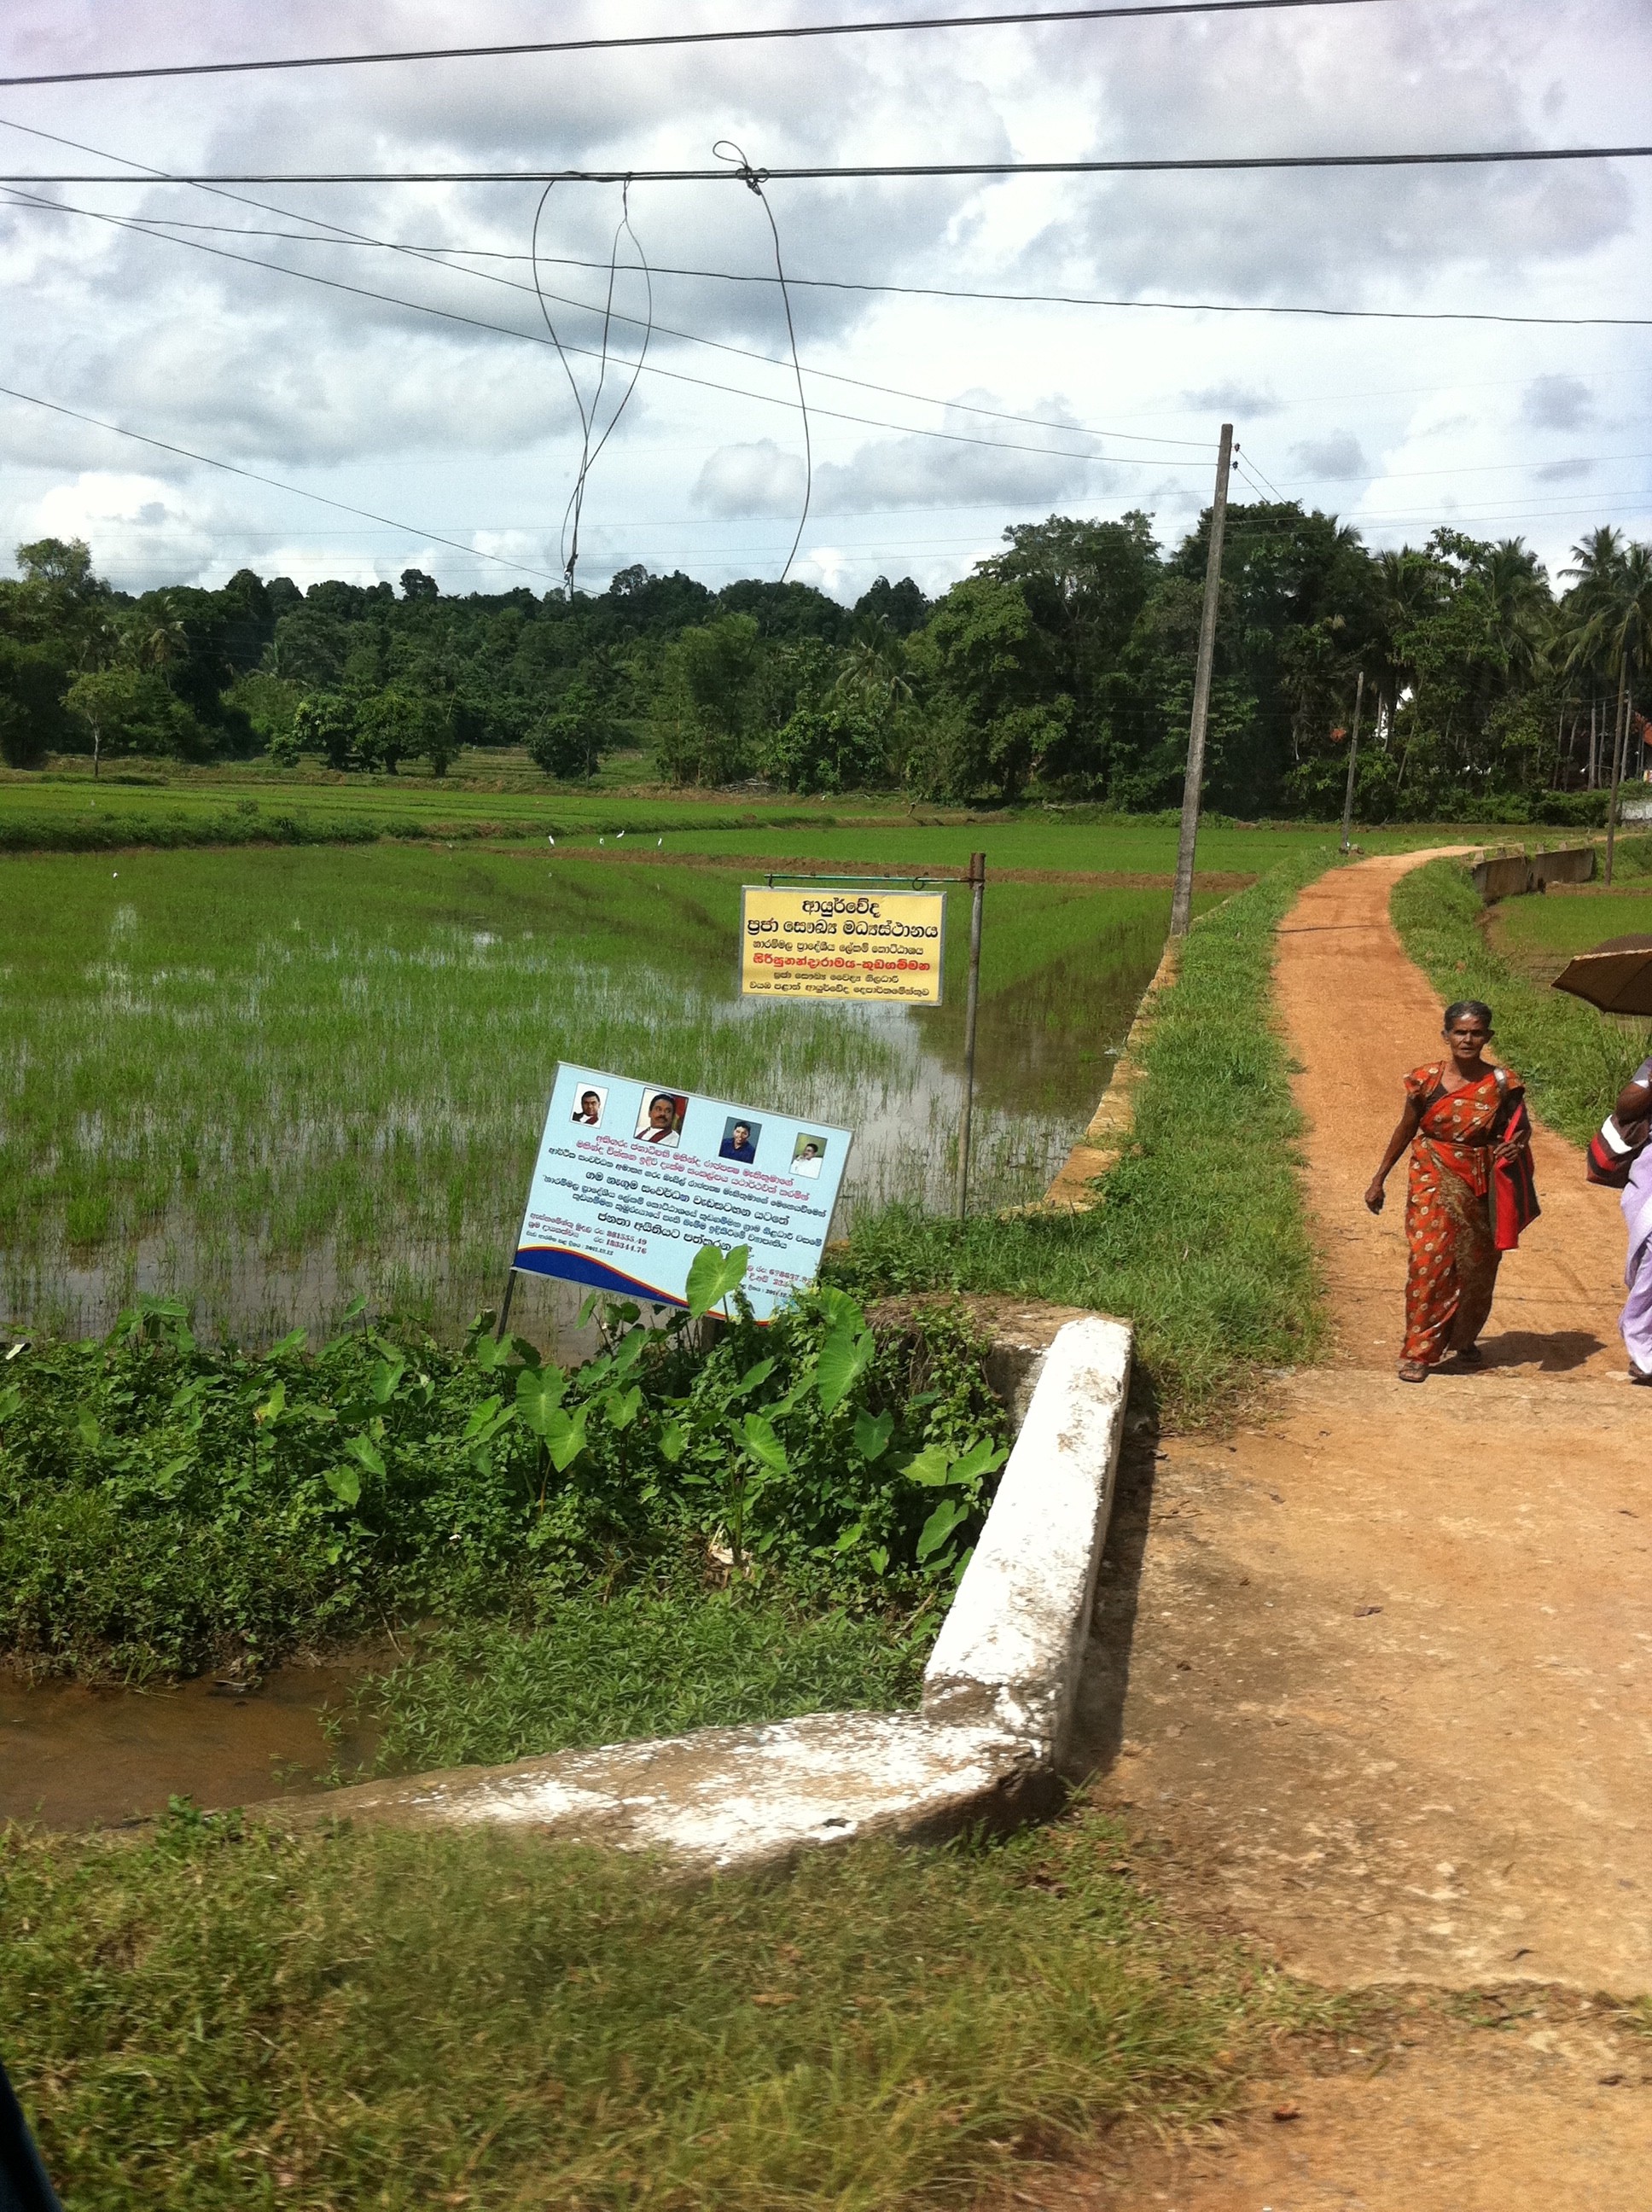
[1071,849,1652,2206]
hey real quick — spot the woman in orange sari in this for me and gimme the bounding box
[1364,1001,1536,1382]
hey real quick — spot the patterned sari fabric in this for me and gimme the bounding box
[1401,1062,1523,1367]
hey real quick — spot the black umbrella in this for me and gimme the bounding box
[1551,934,1652,1018]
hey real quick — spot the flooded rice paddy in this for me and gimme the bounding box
[1,845,1176,1345]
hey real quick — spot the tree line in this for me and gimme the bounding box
[3,508,1649,821]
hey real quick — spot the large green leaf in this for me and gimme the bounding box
[323,1463,362,1509]
[852,1407,893,1462]
[344,1434,386,1478]
[741,1412,788,1475]
[816,1324,874,1416]
[917,1496,970,1561]
[544,1402,590,1472]
[603,1384,643,1431]
[515,1364,568,1437]
[685,1243,749,1320]
[658,1417,689,1464]
[899,1444,954,1488]
[948,1435,1008,1484]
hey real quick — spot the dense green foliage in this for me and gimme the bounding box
[8,512,1648,815]
[0,1275,1003,1681]
[0,1804,1318,2212]
[827,850,1330,1416]
[1391,857,1652,1147]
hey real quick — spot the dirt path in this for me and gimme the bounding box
[1062,850,1652,2206]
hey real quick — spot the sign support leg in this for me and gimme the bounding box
[956,851,986,1220]
[493,1267,518,1344]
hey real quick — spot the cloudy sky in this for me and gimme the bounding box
[1,0,1648,603]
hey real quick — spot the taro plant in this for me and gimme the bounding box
[0,1258,1009,1680]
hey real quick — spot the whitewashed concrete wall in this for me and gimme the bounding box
[285,1313,1133,1872]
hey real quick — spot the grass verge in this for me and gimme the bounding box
[2,1804,1326,2211]
[834,847,1334,1423]
[1391,858,1651,1147]
[342,1590,926,1775]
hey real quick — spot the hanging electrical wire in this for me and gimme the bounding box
[715,143,811,583]
[528,178,654,591]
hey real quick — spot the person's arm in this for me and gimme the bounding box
[1616,1074,1652,1124]
[1364,1092,1422,1214]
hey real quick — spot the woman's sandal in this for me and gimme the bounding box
[1397,1359,1430,1383]
[1451,1343,1483,1365]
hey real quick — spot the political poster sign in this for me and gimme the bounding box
[511,1063,852,1320]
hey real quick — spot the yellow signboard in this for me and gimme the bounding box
[739,885,947,1004]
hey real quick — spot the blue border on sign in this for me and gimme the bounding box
[512,1243,689,1308]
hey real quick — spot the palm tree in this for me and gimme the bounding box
[1569,539,1652,879]
[1561,527,1628,787]
[1481,539,1549,690]
[1367,547,1440,747]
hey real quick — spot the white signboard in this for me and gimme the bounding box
[512,1063,853,1321]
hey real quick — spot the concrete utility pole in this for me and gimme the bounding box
[1605,684,1630,887]
[1170,422,1234,938]
[1339,667,1366,854]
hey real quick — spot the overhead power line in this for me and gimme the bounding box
[3,175,1213,448]
[51,209,1651,332]
[0,383,566,586]
[2,182,1219,469]
[85,220,1652,332]
[5,145,1647,184]
[0,3,1395,90]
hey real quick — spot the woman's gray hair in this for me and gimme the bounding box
[1443,999,1493,1032]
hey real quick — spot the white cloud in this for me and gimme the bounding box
[0,0,1648,593]
[22,472,214,581]
[692,440,807,519]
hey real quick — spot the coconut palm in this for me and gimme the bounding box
[1568,539,1652,873]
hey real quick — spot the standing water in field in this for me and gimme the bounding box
[0,847,1171,1342]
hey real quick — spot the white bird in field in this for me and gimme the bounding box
[599,836,605,846]
[657,836,662,847]
[616,830,625,839]
[548,834,555,847]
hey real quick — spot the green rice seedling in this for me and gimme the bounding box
[1,847,1175,1340]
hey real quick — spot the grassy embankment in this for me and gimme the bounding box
[1392,844,1652,1145]
[3,757,1469,865]
[0,840,1345,2208]
[832,846,1333,1419]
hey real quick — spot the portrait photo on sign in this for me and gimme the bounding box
[568,1080,608,1129]
[791,1133,828,1179]
[634,1090,688,1148]
[718,1115,762,1164]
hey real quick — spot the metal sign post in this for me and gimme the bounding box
[955,851,986,1221]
